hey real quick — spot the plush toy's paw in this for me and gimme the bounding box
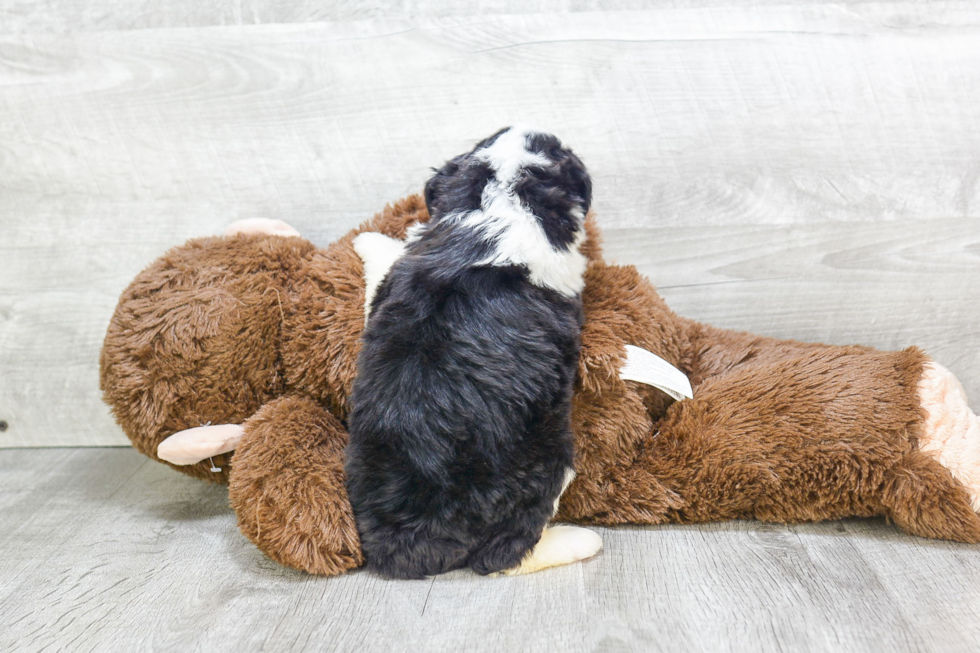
[157,424,244,466]
[224,218,301,237]
[918,361,980,511]
[352,232,407,319]
[502,525,602,576]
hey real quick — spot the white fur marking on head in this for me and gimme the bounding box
[459,126,588,297]
[353,232,407,321]
[475,125,549,185]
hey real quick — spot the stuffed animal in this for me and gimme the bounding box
[100,194,980,576]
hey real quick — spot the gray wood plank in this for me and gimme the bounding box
[7,0,967,34]
[3,447,980,652]
[3,5,980,447]
[2,7,979,230]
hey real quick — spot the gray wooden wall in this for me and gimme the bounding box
[2,1,979,447]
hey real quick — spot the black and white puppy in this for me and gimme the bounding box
[345,126,602,579]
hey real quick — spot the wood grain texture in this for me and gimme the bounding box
[604,218,980,389]
[2,3,980,446]
[5,0,961,33]
[3,447,980,652]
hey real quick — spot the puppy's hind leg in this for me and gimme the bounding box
[475,469,601,576]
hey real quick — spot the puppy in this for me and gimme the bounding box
[345,126,601,579]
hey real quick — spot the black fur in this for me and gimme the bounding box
[346,128,590,579]
[516,134,593,251]
[423,156,495,220]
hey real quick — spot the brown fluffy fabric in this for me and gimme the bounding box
[100,235,317,482]
[100,194,980,575]
[229,396,363,575]
[281,195,430,419]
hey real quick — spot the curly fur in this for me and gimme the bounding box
[345,128,592,578]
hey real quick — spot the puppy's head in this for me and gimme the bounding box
[423,126,592,253]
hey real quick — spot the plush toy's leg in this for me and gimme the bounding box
[224,218,301,237]
[916,362,980,511]
[680,318,839,386]
[227,396,363,576]
[584,346,980,543]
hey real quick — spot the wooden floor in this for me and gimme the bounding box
[2,447,979,652]
[4,1,980,651]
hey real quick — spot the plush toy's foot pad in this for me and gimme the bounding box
[502,525,602,576]
[918,361,980,511]
[157,424,244,465]
[224,218,301,238]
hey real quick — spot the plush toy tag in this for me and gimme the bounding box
[620,345,694,401]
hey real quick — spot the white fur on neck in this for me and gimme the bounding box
[460,126,588,297]
[458,185,587,297]
[404,221,427,244]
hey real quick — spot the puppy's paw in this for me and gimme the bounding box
[224,218,301,238]
[502,525,602,576]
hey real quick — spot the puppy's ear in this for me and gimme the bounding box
[525,133,592,215]
[423,158,461,220]
[563,150,593,215]
[424,155,496,221]
[513,143,593,252]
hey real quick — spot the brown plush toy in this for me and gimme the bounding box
[100,195,980,576]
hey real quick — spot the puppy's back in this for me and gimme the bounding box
[346,127,592,578]
[347,261,581,578]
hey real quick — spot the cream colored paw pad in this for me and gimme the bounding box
[503,525,602,576]
[918,361,980,511]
